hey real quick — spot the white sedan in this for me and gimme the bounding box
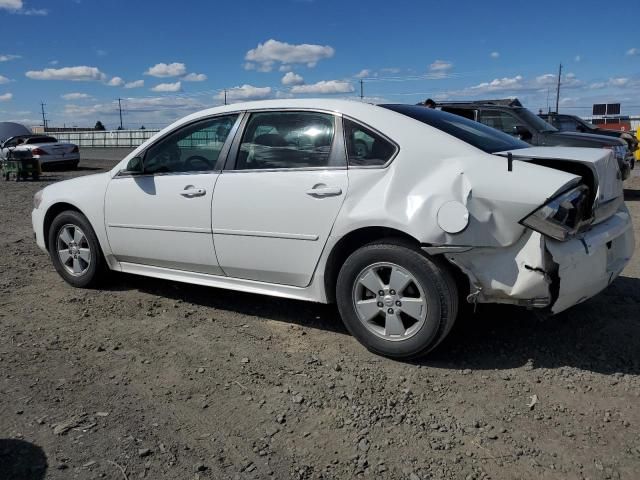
[1,134,80,170]
[31,99,634,358]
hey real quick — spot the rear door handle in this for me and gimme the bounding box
[180,185,206,198]
[306,184,343,198]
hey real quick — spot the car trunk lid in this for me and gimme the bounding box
[496,146,623,224]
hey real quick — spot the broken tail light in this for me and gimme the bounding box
[520,185,592,241]
[31,148,47,156]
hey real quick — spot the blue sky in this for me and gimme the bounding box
[1,0,640,129]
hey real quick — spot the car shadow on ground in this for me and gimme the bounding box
[110,273,640,375]
[0,439,47,480]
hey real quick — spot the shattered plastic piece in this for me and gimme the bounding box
[527,394,539,410]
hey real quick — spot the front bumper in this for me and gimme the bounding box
[444,204,634,313]
[32,207,47,253]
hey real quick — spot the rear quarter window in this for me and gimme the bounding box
[344,118,396,167]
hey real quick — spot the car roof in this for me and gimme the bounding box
[437,98,523,108]
[156,99,403,138]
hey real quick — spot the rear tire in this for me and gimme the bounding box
[336,241,458,359]
[48,210,106,288]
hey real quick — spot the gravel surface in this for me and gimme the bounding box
[1,155,639,480]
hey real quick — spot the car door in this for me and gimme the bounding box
[104,114,240,275]
[212,110,348,287]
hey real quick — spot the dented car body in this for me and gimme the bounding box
[32,99,634,358]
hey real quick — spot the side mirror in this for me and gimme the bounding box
[120,156,144,175]
[514,125,532,140]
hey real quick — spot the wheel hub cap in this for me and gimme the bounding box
[352,262,428,342]
[56,224,91,276]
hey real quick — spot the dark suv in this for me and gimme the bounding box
[538,112,637,169]
[437,99,631,179]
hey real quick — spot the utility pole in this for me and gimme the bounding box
[40,101,47,130]
[359,79,364,100]
[118,98,123,130]
[224,89,227,105]
[555,63,562,113]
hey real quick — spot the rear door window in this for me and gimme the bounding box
[234,111,336,170]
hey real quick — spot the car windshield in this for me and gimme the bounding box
[381,104,529,153]
[515,108,557,132]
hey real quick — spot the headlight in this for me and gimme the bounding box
[520,185,592,241]
[33,190,43,209]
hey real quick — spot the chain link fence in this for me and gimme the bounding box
[50,129,161,147]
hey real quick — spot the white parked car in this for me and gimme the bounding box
[1,134,80,170]
[31,100,634,358]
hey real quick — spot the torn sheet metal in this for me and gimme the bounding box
[444,230,553,307]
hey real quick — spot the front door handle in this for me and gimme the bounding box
[180,185,206,198]
[306,184,343,198]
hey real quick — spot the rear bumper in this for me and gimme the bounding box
[547,204,634,313]
[443,204,634,313]
[37,153,79,168]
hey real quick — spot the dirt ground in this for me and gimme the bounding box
[1,151,639,480]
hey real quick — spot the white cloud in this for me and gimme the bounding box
[107,76,125,87]
[354,69,371,78]
[429,59,453,72]
[470,75,524,92]
[608,77,629,87]
[0,54,20,62]
[61,92,91,100]
[124,79,144,89]
[145,62,187,78]
[381,67,400,74]
[535,73,556,86]
[0,75,10,84]
[574,55,582,62]
[0,2,48,15]
[151,81,182,92]
[216,84,272,102]
[490,51,500,59]
[0,92,13,101]
[290,80,354,94]
[626,48,638,56]
[23,8,47,15]
[49,59,58,65]
[62,96,208,126]
[244,39,334,72]
[26,66,106,81]
[183,72,207,82]
[0,0,22,9]
[281,71,304,86]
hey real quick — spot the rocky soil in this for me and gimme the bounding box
[1,154,639,480]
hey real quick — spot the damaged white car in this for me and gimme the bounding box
[31,100,634,359]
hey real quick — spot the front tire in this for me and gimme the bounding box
[48,210,105,288]
[336,241,458,359]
